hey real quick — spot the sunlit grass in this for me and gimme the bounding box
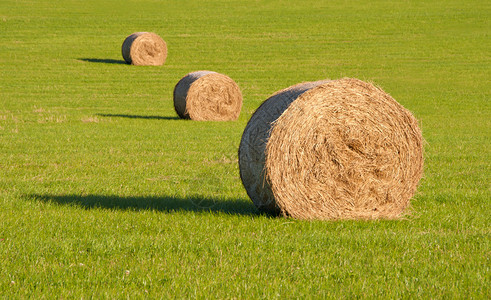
[0,0,489,298]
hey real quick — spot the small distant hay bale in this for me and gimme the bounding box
[238,78,424,220]
[173,71,242,121]
[121,32,167,66]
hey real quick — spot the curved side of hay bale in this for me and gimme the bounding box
[173,71,216,119]
[173,71,242,121]
[121,32,142,64]
[239,78,424,220]
[238,80,331,214]
[121,32,167,66]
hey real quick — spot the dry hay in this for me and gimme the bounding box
[238,78,424,220]
[121,32,167,66]
[173,71,242,121]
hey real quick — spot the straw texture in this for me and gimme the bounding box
[239,78,424,220]
[173,71,242,121]
[238,80,330,214]
[121,32,167,66]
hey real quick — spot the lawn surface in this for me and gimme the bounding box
[0,0,489,298]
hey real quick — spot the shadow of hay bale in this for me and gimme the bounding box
[78,58,126,65]
[96,113,180,121]
[26,194,263,216]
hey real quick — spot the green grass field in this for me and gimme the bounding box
[0,0,489,298]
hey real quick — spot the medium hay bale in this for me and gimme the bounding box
[173,71,242,121]
[121,32,167,66]
[238,78,424,220]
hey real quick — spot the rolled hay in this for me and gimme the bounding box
[173,71,242,121]
[238,78,424,220]
[121,32,167,66]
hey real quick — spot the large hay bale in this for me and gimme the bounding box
[121,32,167,66]
[238,78,424,220]
[173,71,242,121]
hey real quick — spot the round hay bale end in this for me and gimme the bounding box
[173,71,242,121]
[238,78,424,220]
[122,32,167,66]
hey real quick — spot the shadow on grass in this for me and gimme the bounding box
[28,194,262,216]
[96,113,180,121]
[78,58,127,65]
